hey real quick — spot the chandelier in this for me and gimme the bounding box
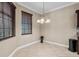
[37,2,50,24]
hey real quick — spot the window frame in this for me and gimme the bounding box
[0,2,16,41]
[21,11,32,35]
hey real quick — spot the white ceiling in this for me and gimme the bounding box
[17,2,77,14]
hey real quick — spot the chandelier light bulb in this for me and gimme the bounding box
[45,19,50,23]
[40,18,45,24]
[41,18,44,22]
[37,19,40,23]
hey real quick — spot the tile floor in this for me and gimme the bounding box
[13,42,79,57]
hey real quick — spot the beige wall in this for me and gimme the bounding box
[41,3,79,46]
[0,3,40,57]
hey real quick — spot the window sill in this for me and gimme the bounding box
[22,33,32,35]
[0,35,15,41]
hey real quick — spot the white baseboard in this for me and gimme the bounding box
[8,40,39,57]
[45,40,68,48]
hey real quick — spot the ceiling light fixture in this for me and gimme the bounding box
[37,1,50,24]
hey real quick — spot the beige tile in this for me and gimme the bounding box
[13,42,79,57]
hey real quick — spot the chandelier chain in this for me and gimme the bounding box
[43,0,45,17]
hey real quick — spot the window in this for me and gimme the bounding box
[22,11,32,35]
[0,2,16,41]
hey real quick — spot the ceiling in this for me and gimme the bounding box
[17,2,77,14]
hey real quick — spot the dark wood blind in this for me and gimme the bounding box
[0,2,16,41]
[22,11,32,35]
